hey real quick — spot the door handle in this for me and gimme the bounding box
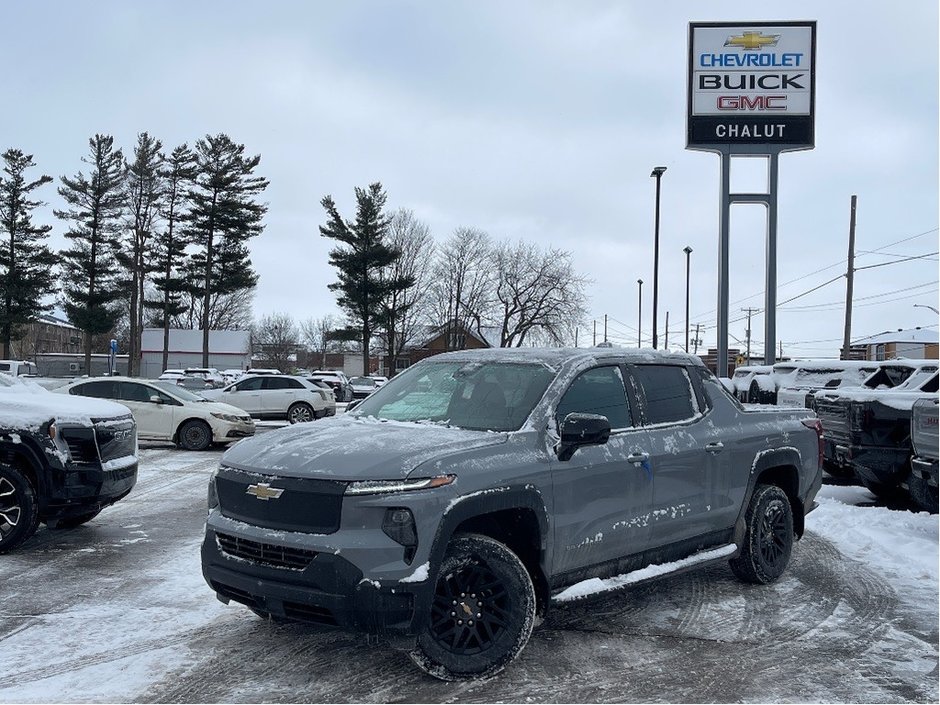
[626,452,649,464]
[705,442,724,453]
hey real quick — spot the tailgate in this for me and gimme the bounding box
[816,396,852,443]
[912,397,939,459]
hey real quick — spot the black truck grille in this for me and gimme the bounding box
[93,417,137,463]
[216,532,318,570]
[216,466,345,534]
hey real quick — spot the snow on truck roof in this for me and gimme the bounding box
[421,347,706,370]
[0,373,131,429]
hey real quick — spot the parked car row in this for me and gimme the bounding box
[814,364,938,513]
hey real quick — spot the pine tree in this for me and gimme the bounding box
[186,134,268,366]
[145,143,195,371]
[56,134,126,371]
[0,149,57,358]
[118,132,164,376]
[319,183,414,375]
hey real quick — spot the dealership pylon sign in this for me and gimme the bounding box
[686,21,816,372]
[688,21,816,151]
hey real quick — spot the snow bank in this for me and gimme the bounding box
[0,373,131,429]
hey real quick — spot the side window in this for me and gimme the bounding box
[235,377,264,392]
[263,377,297,390]
[119,382,152,403]
[72,380,117,398]
[555,366,632,430]
[633,365,700,425]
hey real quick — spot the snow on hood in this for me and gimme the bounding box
[220,414,506,479]
[0,374,131,430]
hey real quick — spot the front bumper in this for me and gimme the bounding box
[201,525,429,638]
[213,420,256,442]
[44,459,138,518]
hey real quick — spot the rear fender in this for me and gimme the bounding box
[733,448,804,544]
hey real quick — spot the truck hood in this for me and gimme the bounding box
[220,415,507,479]
[1,383,131,430]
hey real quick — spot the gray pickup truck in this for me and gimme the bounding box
[911,397,939,512]
[201,348,822,679]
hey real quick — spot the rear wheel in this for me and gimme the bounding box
[908,473,938,514]
[410,533,536,680]
[179,420,212,451]
[730,484,794,584]
[287,402,314,424]
[0,463,40,554]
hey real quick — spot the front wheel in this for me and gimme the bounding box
[287,402,314,424]
[179,420,213,451]
[0,463,40,553]
[410,534,536,681]
[730,484,794,584]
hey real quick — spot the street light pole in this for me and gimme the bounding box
[683,246,693,352]
[914,304,940,315]
[637,279,644,348]
[650,166,667,349]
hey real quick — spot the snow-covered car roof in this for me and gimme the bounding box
[420,347,705,371]
[0,373,131,429]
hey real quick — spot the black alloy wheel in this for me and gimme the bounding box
[0,463,40,553]
[730,484,794,584]
[179,420,212,451]
[411,534,536,680]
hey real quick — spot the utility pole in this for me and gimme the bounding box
[604,314,608,343]
[575,327,579,348]
[779,340,783,359]
[637,279,644,348]
[650,167,667,348]
[741,307,756,364]
[841,195,858,360]
[693,323,701,355]
[593,320,597,346]
[664,311,670,349]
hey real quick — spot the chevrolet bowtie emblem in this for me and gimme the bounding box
[246,483,284,500]
[724,31,781,51]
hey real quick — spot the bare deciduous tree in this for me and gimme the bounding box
[377,209,435,369]
[494,241,588,347]
[300,314,340,369]
[178,288,254,331]
[252,312,299,373]
[429,228,493,349]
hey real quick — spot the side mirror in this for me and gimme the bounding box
[557,412,611,462]
[149,395,164,405]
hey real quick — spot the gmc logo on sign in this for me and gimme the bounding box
[717,95,787,110]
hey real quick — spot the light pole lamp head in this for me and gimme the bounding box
[650,166,667,178]
[637,278,643,286]
[683,246,693,255]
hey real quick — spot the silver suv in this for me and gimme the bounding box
[202,348,822,679]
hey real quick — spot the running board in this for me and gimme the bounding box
[552,544,738,603]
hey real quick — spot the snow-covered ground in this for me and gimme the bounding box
[0,449,936,703]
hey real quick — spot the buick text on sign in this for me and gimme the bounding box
[687,21,816,150]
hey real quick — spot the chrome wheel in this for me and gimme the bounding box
[0,477,22,540]
[288,403,314,424]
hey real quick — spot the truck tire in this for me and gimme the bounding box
[730,484,794,585]
[179,420,213,451]
[908,473,938,514]
[0,463,40,553]
[410,533,536,680]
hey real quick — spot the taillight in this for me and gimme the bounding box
[802,418,824,469]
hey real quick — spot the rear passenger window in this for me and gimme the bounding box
[263,377,303,390]
[556,366,632,430]
[71,381,118,398]
[633,365,700,425]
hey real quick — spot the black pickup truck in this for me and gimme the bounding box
[0,374,139,552]
[911,397,938,513]
[816,364,938,512]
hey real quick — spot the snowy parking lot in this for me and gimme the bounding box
[1,438,937,703]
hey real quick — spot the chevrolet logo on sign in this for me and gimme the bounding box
[246,483,284,500]
[724,31,780,50]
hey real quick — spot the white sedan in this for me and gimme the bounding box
[55,377,255,450]
[200,375,335,423]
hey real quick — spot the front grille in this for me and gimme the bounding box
[216,532,319,570]
[59,427,98,464]
[94,417,137,463]
[216,466,345,534]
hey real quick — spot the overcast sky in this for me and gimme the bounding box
[1,0,937,358]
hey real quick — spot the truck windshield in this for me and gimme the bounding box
[350,361,554,432]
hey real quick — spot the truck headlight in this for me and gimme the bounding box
[344,475,455,496]
[207,476,219,513]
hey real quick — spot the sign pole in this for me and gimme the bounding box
[764,152,779,364]
[717,148,731,377]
